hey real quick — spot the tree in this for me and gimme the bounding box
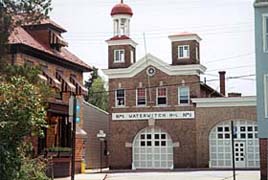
[0,76,48,180]
[0,1,52,179]
[84,66,99,89]
[87,76,108,112]
[0,0,52,60]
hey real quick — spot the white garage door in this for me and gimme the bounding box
[209,120,259,168]
[132,127,173,169]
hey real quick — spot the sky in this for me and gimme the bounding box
[50,0,256,96]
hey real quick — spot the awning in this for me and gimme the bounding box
[42,70,61,89]
[56,72,76,93]
[70,76,88,96]
[38,74,47,81]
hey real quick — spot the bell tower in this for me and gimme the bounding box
[107,0,137,69]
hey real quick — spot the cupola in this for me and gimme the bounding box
[107,0,137,69]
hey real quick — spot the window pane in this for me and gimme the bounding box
[116,89,125,106]
[157,88,167,105]
[117,89,124,97]
[179,87,189,104]
[114,50,124,62]
[137,88,146,105]
[158,97,166,105]
[158,88,166,96]
[179,47,183,57]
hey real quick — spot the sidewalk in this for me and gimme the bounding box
[55,173,107,180]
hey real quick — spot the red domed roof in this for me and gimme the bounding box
[111,3,133,16]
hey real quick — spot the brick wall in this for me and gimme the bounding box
[108,44,135,69]
[171,40,199,65]
[108,67,201,169]
[83,102,109,169]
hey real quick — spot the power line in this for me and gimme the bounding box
[88,74,255,95]
[64,26,253,40]
[64,22,253,37]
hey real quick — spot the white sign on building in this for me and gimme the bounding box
[112,111,195,121]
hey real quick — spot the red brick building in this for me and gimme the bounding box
[103,2,259,170]
[7,18,91,176]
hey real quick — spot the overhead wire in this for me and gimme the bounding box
[89,74,256,95]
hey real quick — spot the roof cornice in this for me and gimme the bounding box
[192,96,256,107]
[168,34,202,42]
[106,38,138,47]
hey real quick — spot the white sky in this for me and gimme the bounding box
[50,0,256,96]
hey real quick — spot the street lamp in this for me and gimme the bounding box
[97,130,106,173]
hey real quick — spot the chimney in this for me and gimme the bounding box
[219,71,226,96]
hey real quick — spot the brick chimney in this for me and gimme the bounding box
[219,71,226,96]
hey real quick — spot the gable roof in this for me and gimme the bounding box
[8,26,92,72]
[200,83,223,97]
[102,53,206,79]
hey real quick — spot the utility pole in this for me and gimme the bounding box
[71,96,77,180]
[231,120,236,180]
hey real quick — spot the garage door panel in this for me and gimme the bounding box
[209,120,260,168]
[132,127,173,169]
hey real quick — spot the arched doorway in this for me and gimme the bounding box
[209,120,259,168]
[132,127,173,169]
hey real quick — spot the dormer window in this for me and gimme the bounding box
[178,45,190,59]
[50,31,68,51]
[114,49,125,63]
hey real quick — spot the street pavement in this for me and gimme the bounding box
[55,173,107,180]
[105,170,259,180]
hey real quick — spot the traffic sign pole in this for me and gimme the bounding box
[231,120,236,180]
[71,96,77,180]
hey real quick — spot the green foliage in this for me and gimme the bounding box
[85,66,99,89]
[18,155,50,180]
[0,76,48,180]
[17,143,50,180]
[87,77,108,111]
[1,64,52,102]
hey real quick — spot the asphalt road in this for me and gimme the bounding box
[105,170,259,180]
